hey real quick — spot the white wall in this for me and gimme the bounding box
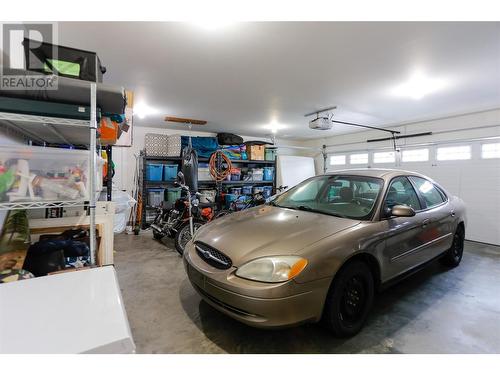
[295,108,500,245]
[112,126,304,194]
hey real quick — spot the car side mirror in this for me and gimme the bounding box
[390,205,416,217]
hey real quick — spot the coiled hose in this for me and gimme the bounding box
[209,150,232,182]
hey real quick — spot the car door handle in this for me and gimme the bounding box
[421,218,430,228]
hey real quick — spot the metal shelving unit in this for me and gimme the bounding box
[0,83,99,264]
[140,152,277,228]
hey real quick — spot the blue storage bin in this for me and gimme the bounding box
[262,186,273,199]
[263,167,274,181]
[230,187,242,196]
[242,185,253,195]
[146,164,164,181]
[163,164,178,181]
[225,193,237,209]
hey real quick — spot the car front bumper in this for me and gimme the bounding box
[183,241,331,328]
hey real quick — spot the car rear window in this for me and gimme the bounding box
[410,176,446,209]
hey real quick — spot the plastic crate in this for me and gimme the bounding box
[0,145,90,203]
[163,164,178,181]
[146,163,164,181]
[166,135,182,157]
[265,148,277,161]
[166,188,181,202]
[145,133,169,157]
[262,186,273,198]
[263,167,274,181]
[251,168,264,181]
[148,188,165,207]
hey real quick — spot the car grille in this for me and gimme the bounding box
[194,241,232,270]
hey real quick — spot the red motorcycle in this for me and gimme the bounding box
[150,172,214,255]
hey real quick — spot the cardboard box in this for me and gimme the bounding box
[248,145,265,160]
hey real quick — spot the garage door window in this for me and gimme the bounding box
[436,145,471,161]
[402,148,429,162]
[410,176,445,208]
[481,143,500,159]
[349,153,368,165]
[373,151,395,164]
[330,155,346,165]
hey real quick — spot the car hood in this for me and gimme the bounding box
[194,205,360,265]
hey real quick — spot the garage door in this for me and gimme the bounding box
[327,141,500,245]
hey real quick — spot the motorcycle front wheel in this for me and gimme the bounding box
[174,219,205,256]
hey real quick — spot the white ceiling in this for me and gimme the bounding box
[55,22,500,140]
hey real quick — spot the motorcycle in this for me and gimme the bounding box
[150,171,213,255]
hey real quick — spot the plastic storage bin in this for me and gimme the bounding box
[163,164,178,181]
[145,133,169,157]
[265,148,277,161]
[166,134,182,157]
[262,186,273,199]
[198,163,213,181]
[146,163,164,181]
[148,188,165,207]
[225,193,237,208]
[263,167,274,181]
[166,187,181,202]
[0,145,90,203]
[242,185,253,195]
[251,168,264,181]
[230,187,242,196]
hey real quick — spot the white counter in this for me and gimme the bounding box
[0,266,135,353]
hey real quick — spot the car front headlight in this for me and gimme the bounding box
[235,256,308,283]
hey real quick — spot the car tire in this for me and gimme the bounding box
[322,260,374,337]
[439,225,465,267]
[174,219,205,256]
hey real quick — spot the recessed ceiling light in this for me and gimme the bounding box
[263,120,286,134]
[391,70,448,100]
[134,102,159,119]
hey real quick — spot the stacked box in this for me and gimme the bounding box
[167,135,182,157]
[248,145,265,160]
[145,133,168,157]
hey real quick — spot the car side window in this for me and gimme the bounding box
[409,176,445,209]
[384,177,422,211]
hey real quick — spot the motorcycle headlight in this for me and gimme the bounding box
[235,256,308,283]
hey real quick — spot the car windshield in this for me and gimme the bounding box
[272,174,383,220]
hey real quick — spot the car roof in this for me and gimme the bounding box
[325,168,428,181]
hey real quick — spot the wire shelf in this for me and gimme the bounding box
[0,200,89,211]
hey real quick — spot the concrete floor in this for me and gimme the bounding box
[114,232,500,354]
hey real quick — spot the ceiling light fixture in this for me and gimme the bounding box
[264,120,286,134]
[391,70,448,100]
[134,102,159,119]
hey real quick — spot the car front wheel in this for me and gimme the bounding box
[322,260,374,337]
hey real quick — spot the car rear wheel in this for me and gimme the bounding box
[439,225,465,267]
[322,261,374,337]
